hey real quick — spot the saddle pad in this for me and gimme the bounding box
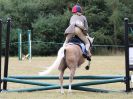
[68,36,88,57]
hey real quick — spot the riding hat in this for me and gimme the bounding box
[72,4,82,13]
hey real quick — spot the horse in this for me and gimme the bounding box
[39,36,94,93]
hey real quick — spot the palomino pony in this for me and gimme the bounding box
[39,36,94,93]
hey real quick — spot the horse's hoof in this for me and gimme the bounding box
[85,66,90,70]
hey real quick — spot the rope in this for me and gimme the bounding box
[1,40,127,48]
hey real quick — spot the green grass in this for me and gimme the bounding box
[0,92,133,99]
[0,56,133,99]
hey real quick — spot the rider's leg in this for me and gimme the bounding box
[63,33,74,47]
[74,27,91,57]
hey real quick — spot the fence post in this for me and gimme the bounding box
[0,19,2,92]
[124,18,130,92]
[18,29,22,60]
[27,30,32,61]
[3,18,11,90]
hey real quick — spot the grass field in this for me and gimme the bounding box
[0,56,133,99]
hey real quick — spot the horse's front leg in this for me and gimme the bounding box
[59,70,65,94]
[68,68,76,93]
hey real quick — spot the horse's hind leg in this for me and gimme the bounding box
[59,68,66,94]
[68,68,76,93]
[59,70,64,93]
[58,58,67,93]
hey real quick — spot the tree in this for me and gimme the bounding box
[0,0,133,55]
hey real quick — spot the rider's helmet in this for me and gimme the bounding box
[72,4,82,13]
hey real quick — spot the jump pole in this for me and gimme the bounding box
[3,77,124,92]
[0,19,2,92]
[7,86,115,93]
[3,77,56,86]
[18,29,22,60]
[8,75,123,80]
[18,29,32,60]
[3,18,11,90]
[27,30,32,61]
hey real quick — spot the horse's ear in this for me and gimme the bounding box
[90,37,94,43]
[86,36,94,43]
[92,37,94,42]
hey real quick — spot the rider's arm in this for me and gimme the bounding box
[84,16,89,33]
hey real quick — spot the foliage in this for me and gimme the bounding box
[0,0,133,56]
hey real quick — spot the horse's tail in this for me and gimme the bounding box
[39,47,65,75]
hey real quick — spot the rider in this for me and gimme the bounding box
[63,4,91,60]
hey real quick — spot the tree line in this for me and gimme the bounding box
[0,0,133,56]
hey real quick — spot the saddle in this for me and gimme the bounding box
[68,36,91,61]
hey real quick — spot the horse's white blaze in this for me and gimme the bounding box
[39,47,64,75]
